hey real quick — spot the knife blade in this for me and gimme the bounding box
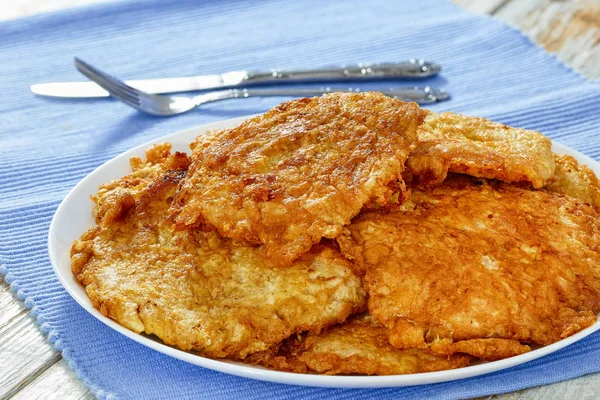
[31,60,441,98]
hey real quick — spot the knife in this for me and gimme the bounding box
[31,60,441,98]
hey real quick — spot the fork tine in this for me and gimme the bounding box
[74,59,137,96]
[75,64,139,104]
[75,58,141,94]
[74,58,221,116]
[74,58,174,115]
[74,58,142,99]
[100,86,140,108]
[75,60,141,106]
[80,75,140,107]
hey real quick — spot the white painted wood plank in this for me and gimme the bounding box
[0,278,28,328]
[495,0,600,80]
[482,371,600,399]
[452,0,510,15]
[0,309,61,399]
[12,359,93,400]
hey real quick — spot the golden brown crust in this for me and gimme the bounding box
[249,314,472,375]
[425,338,531,362]
[407,112,555,188]
[170,92,426,266]
[71,147,366,360]
[71,103,600,374]
[544,154,600,212]
[91,143,190,226]
[338,175,600,360]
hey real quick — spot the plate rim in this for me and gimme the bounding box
[48,115,600,388]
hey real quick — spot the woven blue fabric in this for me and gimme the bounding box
[1,0,600,398]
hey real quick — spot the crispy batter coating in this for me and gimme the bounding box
[338,175,600,360]
[92,143,190,226]
[544,154,600,212]
[71,148,366,359]
[170,92,426,266]
[249,314,471,375]
[406,112,555,188]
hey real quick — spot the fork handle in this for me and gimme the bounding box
[196,86,448,105]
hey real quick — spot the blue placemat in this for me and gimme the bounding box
[1,0,600,398]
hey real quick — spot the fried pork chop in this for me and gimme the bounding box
[71,145,366,359]
[249,314,472,375]
[544,153,600,212]
[170,92,426,266]
[406,112,555,188]
[338,175,600,360]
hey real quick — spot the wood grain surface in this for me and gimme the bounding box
[1,0,599,398]
[456,0,600,80]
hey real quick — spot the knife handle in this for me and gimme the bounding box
[243,60,440,83]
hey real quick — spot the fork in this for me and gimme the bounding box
[74,58,449,116]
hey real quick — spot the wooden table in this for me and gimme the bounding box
[1,0,599,398]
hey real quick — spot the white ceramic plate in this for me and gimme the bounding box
[48,115,600,388]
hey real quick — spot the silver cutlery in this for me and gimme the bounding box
[74,58,448,116]
[34,59,441,98]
